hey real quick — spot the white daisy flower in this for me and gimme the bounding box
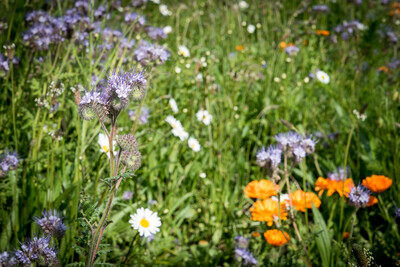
[159,4,171,16]
[163,25,172,34]
[169,98,179,113]
[178,45,190,57]
[172,126,189,140]
[316,70,330,84]
[98,133,116,158]
[188,137,201,152]
[129,208,161,238]
[165,116,182,129]
[247,24,256,34]
[175,66,181,74]
[239,1,249,9]
[199,172,206,178]
[196,110,213,125]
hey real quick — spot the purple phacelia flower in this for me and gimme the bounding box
[122,191,133,200]
[234,236,249,249]
[124,12,146,27]
[301,135,318,153]
[146,27,167,40]
[0,150,20,176]
[134,41,170,66]
[129,107,150,124]
[311,4,329,13]
[293,146,306,162]
[235,247,258,266]
[34,210,66,239]
[285,45,299,55]
[348,184,371,208]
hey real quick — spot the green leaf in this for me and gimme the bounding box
[312,204,332,267]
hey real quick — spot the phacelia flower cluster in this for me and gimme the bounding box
[348,184,371,208]
[34,210,67,239]
[79,69,147,122]
[256,132,317,175]
[0,236,59,267]
[332,20,366,41]
[0,150,20,177]
[234,236,258,266]
[134,41,170,66]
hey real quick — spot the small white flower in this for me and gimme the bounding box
[178,45,190,57]
[129,208,161,238]
[239,1,249,9]
[304,77,310,83]
[165,116,182,129]
[175,66,181,74]
[195,73,203,82]
[247,24,255,34]
[273,77,281,83]
[199,172,206,178]
[188,137,201,152]
[98,133,116,158]
[196,110,213,125]
[172,126,189,140]
[163,26,172,34]
[316,70,330,84]
[169,98,179,113]
[150,0,160,4]
[159,4,171,16]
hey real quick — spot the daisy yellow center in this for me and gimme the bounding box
[191,143,195,148]
[203,115,206,119]
[140,218,150,228]
[102,145,109,153]
[321,75,325,79]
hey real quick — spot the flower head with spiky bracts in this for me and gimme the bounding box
[348,184,371,208]
[34,210,66,239]
[301,135,318,153]
[117,134,138,152]
[121,150,142,171]
[256,145,282,171]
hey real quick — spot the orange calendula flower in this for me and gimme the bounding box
[362,175,392,193]
[343,232,350,239]
[316,30,330,36]
[250,199,288,226]
[264,229,290,246]
[314,177,354,197]
[244,179,279,199]
[367,196,378,207]
[235,45,244,51]
[378,66,391,74]
[252,232,260,237]
[290,190,321,212]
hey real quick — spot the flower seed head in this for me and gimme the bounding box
[121,150,141,171]
[117,134,138,152]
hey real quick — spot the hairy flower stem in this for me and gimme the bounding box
[86,122,119,267]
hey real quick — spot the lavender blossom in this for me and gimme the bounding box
[0,252,17,267]
[348,184,371,208]
[301,135,318,153]
[293,146,306,163]
[256,145,282,170]
[235,247,258,266]
[327,167,350,181]
[34,210,66,239]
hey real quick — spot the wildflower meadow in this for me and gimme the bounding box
[1,0,400,266]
